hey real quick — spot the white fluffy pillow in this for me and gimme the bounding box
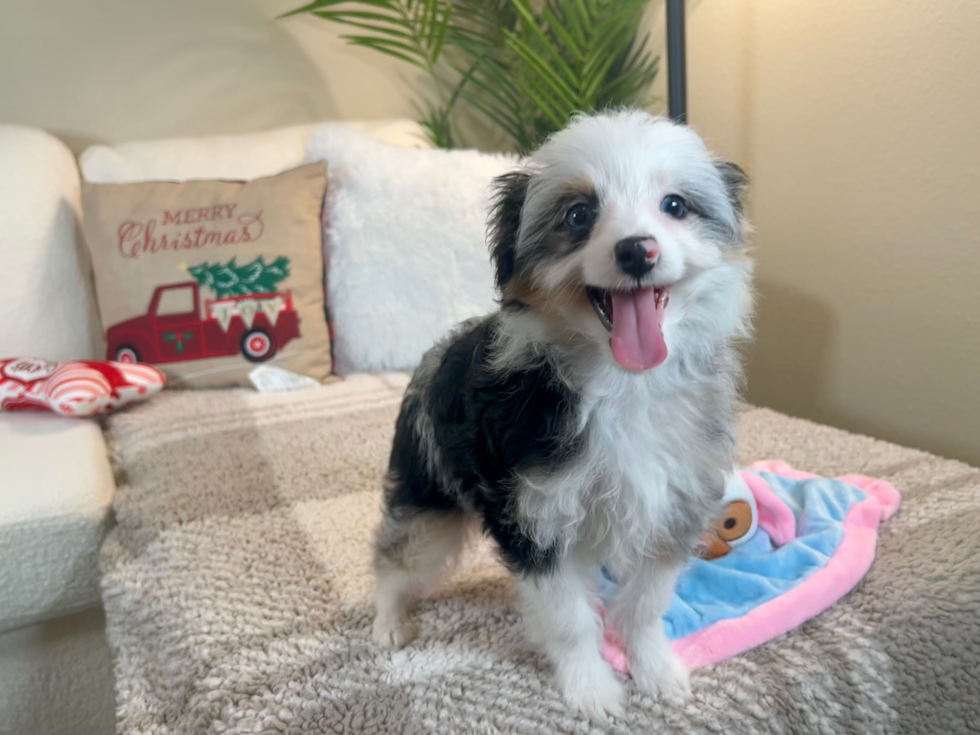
[305,124,517,373]
[80,119,431,184]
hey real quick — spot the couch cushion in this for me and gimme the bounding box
[0,126,100,362]
[79,119,430,184]
[0,412,114,632]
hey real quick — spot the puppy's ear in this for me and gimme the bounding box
[716,162,749,216]
[488,171,530,290]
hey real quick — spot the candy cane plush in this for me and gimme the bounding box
[0,357,164,417]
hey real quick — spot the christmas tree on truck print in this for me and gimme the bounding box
[106,257,301,365]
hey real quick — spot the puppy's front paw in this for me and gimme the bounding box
[371,616,418,648]
[631,648,691,704]
[558,659,626,723]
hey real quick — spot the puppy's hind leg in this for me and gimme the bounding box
[372,504,471,648]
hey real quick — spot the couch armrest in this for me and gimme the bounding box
[0,126,100,361]
[0,413,115,632]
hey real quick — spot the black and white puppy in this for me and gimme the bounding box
[372,110,753,719]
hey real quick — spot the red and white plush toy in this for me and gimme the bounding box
[0,357,164,417]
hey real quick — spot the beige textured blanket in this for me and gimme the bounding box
[101,374,980,734]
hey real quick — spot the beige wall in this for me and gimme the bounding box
[685,0,980,466]
[0,0,417,152]
[3,0,979,464]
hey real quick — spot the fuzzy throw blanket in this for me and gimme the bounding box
[101,374,980,734]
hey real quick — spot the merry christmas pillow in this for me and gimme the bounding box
[81,163,332,388]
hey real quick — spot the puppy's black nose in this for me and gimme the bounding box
[614,237,659,280]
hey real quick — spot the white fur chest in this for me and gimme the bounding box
[576,367,709,561]
[516,351,729,566]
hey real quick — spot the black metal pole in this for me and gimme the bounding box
[666,0,687,124]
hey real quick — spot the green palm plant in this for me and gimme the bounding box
[281,0,659,151]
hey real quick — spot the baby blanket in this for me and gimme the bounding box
[600,460,902,671]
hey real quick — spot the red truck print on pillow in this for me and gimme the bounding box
[105,257,301,365]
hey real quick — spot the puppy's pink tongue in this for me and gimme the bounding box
[610,287,668,371]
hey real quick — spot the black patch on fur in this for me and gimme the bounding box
[489,172,601,292]
[716,162,749,216]
[387,400,460,516]
[514,189,600,280]
[682,162,749,245]
[384,316,581,576]
[488,171,530,289]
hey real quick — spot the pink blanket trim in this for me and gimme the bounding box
[600,461,901,673]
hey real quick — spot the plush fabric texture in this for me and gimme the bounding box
[0,413,114,632]
[81,163,332,388]
[0,608,115,735]
[100,377,980,734]
[304,125,517,373]
[0,357,164,416]
[0,126,101,362]
[79,120,431,184]
[699,469,759,556]
[599,465,901,672]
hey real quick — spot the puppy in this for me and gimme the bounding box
[372,110,753,719]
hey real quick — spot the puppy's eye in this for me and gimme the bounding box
[565,203,594,229]
[661,194,688,219]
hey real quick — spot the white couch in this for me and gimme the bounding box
[0,119,429,735]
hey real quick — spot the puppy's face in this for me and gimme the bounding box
[490,111,751,371]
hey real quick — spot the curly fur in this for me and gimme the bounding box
[372,110,754,721]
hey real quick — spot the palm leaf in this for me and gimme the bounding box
[504,32,579,110]
[540,6,584,62]
[342,36,427,69]
[507,0,579,89]
[413,97,454,148]
[280,0,660,149]
[458,91,528,146]
[279,0,396,19]
[313,13,412,39]
[309,9,408,25]
[428,5,451,59]
[448,58,522,120]
[561,0,590,48]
